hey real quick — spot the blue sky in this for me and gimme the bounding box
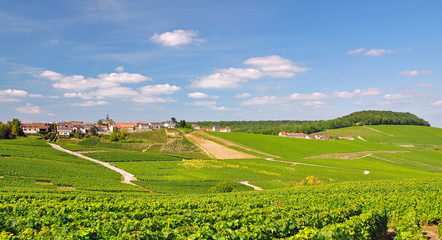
[1,0,441,127]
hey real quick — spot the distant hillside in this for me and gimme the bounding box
[192,110,430,135]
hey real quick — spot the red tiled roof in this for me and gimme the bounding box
[21,123,48,129]
[115,123,136,128]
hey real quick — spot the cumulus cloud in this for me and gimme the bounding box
[40,70,179,104]
[347,48,393,56]
[398,70,433,76]
[187,92,218,99]
[40,70,151,91]
[150,29,205,47]
[234,92,251,98]
[131,96,176,103]
[347,48,366,54]
[364,49,393,56]
[0,89,28,102]
[432,100,442,107]
[243,55,309,78]
[190,68,263,89]
[72,101,109,107]
[16,103,41,114]
[114,66,124,72]
[288,88,381,100]
[190,56,308,89]
[383,93,413,100]
[241,96,282,105]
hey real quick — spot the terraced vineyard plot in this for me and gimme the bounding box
[0,138,141,192]
[84,152,184,162]
[208,132,403,159]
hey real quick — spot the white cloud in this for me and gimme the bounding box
[0,89,28,97]
[187,92,218,99]
[189,56,308,89]
[73,101,109,107]
[288,92,330,100]
[347,48,366,54]
[364,49,393,56]
[383,93,412,100]
[29,94,43,98]
[93,87,139,98]
[114,66,124,72]
[234,92,251,98]
[131,96,176,103]
[302,101,326,106]
[40,70,151,91]
[150,29,204,47]
[243,55,309,78]
[190,68,263,89]
[241,96,282,105]
[139,84,181,95]
[16,103,41,114]
[432,100,442,107]
[398,70,433,76]
[187,101,217,106]
[207,106,227,111]
[0,89,28,102]
[347,48,393,56]
[288,88,381,100]
[353,101,363,105]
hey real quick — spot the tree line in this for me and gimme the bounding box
[0,119,24,139]
[191,110,430,135]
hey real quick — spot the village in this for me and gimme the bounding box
[7,115,231,139]
[278,132,354,141]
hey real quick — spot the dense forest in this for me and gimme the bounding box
[191,110,430,135]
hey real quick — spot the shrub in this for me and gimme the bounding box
[209,183,234,193]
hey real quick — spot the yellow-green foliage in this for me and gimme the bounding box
[299,176,322,186]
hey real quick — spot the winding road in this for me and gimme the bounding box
[48,143,138,185]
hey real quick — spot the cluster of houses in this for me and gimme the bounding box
[278,132,354,140]
[17,115,232,138]
[191,124,231,132]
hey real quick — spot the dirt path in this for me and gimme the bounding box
[357,136,367,141]
[364,126,395,137]
[264,158,340,169]
[195,131,280,158]
[48,143,138,186]
[186,133,257,159]
[239,181,264,191]
[303,150,409,160]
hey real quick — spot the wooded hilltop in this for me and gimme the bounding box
[191,110,430,135]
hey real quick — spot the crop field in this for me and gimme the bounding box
[84,152,184,162]
[208,131,404,159]
[0,178,440,239]
[0,138,141,192]
[1,125,441,238]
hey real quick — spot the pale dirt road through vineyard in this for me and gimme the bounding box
[186,133,257,159]
[48,143,138,186]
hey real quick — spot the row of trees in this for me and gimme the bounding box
[0,119,25,139]
[190,111,430,135]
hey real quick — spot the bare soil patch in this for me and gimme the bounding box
[36,181,53,185]
[303,150,408,160]
[0,176,3,179]
[398,144,415,148]
[186,133,257,159]
[57,186,75,190]
[195,131,280,158]
[239,181,264,191]
[422,225,440,240]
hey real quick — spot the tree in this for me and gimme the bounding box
[0,124,12,139]
[97,119,104,125]
[90,126,97,136]
[171,117,177,123]
[177,120,187,128]
[11,118,24,137]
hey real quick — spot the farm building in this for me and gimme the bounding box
[57,126,72,136]
[21,123,49,134]
[192,124,201,130]
[220,127,231,132]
